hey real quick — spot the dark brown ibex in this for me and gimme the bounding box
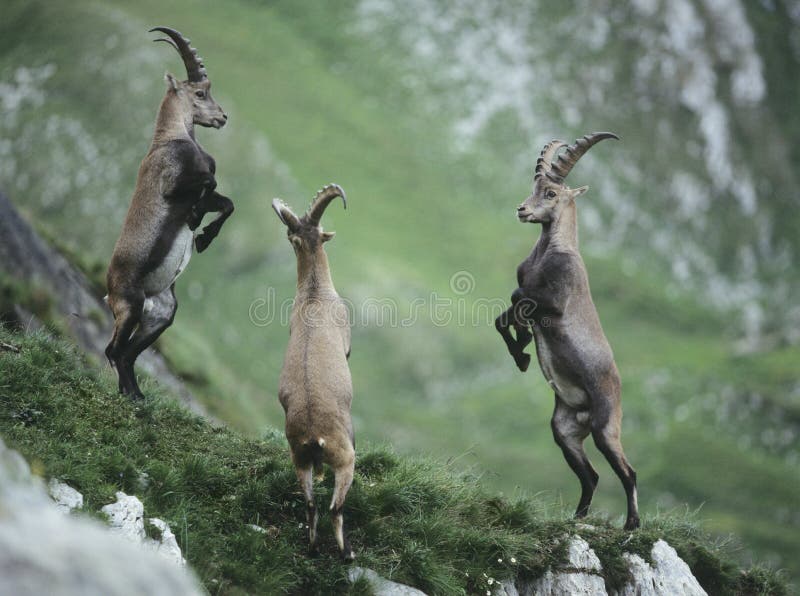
[272,184,355,560]
[105,27,233,399]
[496,133,640,530]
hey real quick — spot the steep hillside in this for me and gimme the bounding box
[0,326,788,595]
[0,0,798,581]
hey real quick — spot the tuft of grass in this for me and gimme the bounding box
[0,325,788,595]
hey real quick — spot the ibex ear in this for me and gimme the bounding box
[321,231,335,243]
[571,185,589,198]
[164,72,179,91]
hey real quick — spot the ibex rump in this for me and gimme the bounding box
[496,133,640,530]
[272,184,355,560]
[105,27,233,399]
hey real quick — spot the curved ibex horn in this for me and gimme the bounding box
[546,132,619,183]
[306,184,347,225]
[149,26,207,82]
[534,139,567,181]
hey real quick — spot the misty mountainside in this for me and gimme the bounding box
[1,0,799,584]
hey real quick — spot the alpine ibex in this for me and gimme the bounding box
[105,27,233,399]
[272,184,355,560]
[496,133,640,530]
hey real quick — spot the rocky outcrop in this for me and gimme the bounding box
[524,536,607,595]
[0,437,202,595]
[493,536,706,596]
[0,190,209,419]
[618,540,706,596]
[48,478,83,514]
[348,567,428,596]
[350,535,708,596]
[102,491,187,566]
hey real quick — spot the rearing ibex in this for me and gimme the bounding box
[272,184,355,560]
[495,132,640,530]
[105,27,233,399]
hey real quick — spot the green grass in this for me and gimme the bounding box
[1,0,799,585]
[0,326,788,595]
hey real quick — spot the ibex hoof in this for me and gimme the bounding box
[515,353,531,372]
[195,234,213,253]
[342,549,356,562]
[624,516,641,531]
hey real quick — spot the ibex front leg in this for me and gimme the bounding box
[188,189,234,253]
[495,288,535,371]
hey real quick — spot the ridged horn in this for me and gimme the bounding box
[149,26,207,82]
[306,184,347,225]
[546,132,619,183]
[534,139,567,181]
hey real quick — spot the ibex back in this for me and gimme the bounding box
[272,185,355,560]
[496,133,640,530]
[105,27,234,399]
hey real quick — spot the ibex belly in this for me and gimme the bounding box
[534,334,589,409]
[142,225,194,296]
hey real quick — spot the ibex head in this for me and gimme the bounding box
[272,184,347,253]
[150,26,227,129]
[517,132,618,224]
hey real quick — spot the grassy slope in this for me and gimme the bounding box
[0,326,787,595]
[1,0,798,582]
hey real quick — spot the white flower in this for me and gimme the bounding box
[298,523,303,528]
[510,557,517,564]
[485,591,491,596]
[497,558,503,563]
[488,578,494,585]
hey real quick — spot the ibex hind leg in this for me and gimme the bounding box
[330,448,355,561]
[118,285,178,399]
[590,401,640,530]
[295,465,319,551]
[551,399,598,518]
[105,291,144,398]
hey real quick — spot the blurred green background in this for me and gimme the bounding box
[1,0,798,581]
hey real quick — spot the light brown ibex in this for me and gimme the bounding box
[495,132,640,530]
[272,184,355,560]
[105,27,233,399]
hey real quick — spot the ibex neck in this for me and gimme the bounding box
[541,200,579,252]
[152,91,194,143]
[296,248,335,296]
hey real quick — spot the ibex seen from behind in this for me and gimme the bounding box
[105,27,234,399]
[272,184,355,560]
[496,133,640,530]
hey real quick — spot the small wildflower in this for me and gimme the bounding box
[497,558,503,563]
[486,591,491,596]
[298,523,303,528]
[483,573,488,578]
[487,578,494,585]
[510,557,517,564]
[369,482,376,487]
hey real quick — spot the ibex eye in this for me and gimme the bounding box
[547,190,556,198]
[195,90,205,98]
